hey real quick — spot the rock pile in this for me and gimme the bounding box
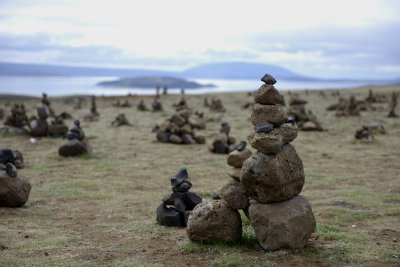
[242,74,316,250]
[354,126,374,143]
[4,104,28,129]
[327,95,366,116]
[287,95,323,131]
[154,110,206,145]
[173,98,189,112]
[152,98,163,112]
[84,95,100,121]
[111,113,131,127]
[58,120,92,157]
[0,162,31,207]
[365,89,387,103]
[137,99,149,111]
[0,149,24,169]
[209,98,226,113]
[156,168,202,227]
[387,91,399,118]
[209,122,238,154]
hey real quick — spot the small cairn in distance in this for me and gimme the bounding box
[287,94,323,131]
[387,91,399,118]
[156,168,202,227]
[209,122,237,154]
[58,120,92,157]
[3,104,29,131]
[111,113,132,127]
[354,126,374,144]
[137,99,149,111]
[0,149,24,169]
[0,149,31,207]
[84,95,100,121]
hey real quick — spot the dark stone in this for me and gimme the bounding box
[173,198,187,213]
[5,163,17,178]
[287,116,296,124]
[156,204,184,227]
[173,191,202,210]
[156,132,171,143]
[181,134,195,145]
[0,172,31,207]
[172,180,192,193]
[171,168,189,187]
[255,122,274,133]
[0,149,15,165]
[231,141,247,152]
[58,139,90,157]
[261,74,277,85]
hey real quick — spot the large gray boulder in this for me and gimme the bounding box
[250,103,288,126]
[186,200,242,243]
[227,148,252,168]
[249,195,316,251]
[0,172,31,207]
[241,144,304,203]
[248,123,298,154]
[254,84,285,105]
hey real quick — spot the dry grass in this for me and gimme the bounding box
[0,85,399,266]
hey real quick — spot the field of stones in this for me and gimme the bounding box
[0,83,399,266]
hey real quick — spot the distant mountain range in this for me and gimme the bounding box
[0,61,311,81]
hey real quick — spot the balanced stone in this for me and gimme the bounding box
[255,122,274,133]
[261,74,277,85]
[250,103,288,126]
[248,123,299,154]
[249,195,316,250]
[241,144,304,203]
[227,149,252,168]
[220,181,249,210]
[228,167,242,182]
[0,166,31,207]
[187,200,242,243]
[255,85,284,105]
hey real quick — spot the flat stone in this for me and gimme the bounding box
[289,96,308,106]
[255,122,274,133]
[240,144,304,203]
[255,85,284,105]
[249,195,316,250]
[260,74,277,85]
[221,181,249,210]
[250,103,288,127]
[58,139,90,157]
[248,123,299,154]
[169,134,182,144]
[301,121,320,131]
[181,134,195,145]
[228,167,242,182]
[227,149,252,168]
[0,171,31,207]
[187,200,242,243]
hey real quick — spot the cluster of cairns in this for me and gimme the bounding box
[354,122,386,144]
[84,96,100,121]
[186,75,316,251]
[365,89,387,104]
[209,122,238,154]
[111,113,131,127]
[156,168,202,227]
[153,110,206,145]
[287,95,323,131]
[327,95,367,117]
[204,97,226,112]
[29,94,69,137]
[58,120,92,157]
[112,99,131,108]
[0,149,31,207]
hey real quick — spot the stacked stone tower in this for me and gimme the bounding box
[241,74,316,251]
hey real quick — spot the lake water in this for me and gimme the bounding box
[0,76,390,97]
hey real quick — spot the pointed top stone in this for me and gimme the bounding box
[255,122,274,133]
[5,163,17,177]
[171,167,189,187]
[261,74,277,85]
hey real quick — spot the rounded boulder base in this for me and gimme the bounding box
[254,84,285,105]
[240,144,304,203]
[187,200,242,243]
[249,195,316,251]
[227,148,252,168]
[58,139,91,157]
[248,123,298,154]
[0,172,31,207]
[250,103,288,127]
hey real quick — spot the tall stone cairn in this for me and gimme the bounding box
[241,74,316,251]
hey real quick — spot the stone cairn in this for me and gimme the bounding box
[112,99,131,108]
[209,122,237,154]
[152,98,163,112]
[111,113,131,127]
[162,86,168,95]
[0,149,31,207]
[209,98,226,113]
[287,95,323,131]
[327,95,367,116]
[84,95,100,121]
[58,120,91,157]
[154,110,206,145]
[387,91,399,118]
[0,149,24,170]
[354,126,374,143]
[365,89,387,104]
[3,103,28,129]
[137,99,149,111]
[242,74,316,250]
[156,168,202,227]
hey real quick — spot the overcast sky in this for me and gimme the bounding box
[0,0,399,79]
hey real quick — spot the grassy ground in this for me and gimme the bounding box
[0,86,399,266]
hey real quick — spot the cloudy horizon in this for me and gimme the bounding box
[0,0,399,80]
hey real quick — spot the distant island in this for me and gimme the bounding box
[97,76,215,89]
